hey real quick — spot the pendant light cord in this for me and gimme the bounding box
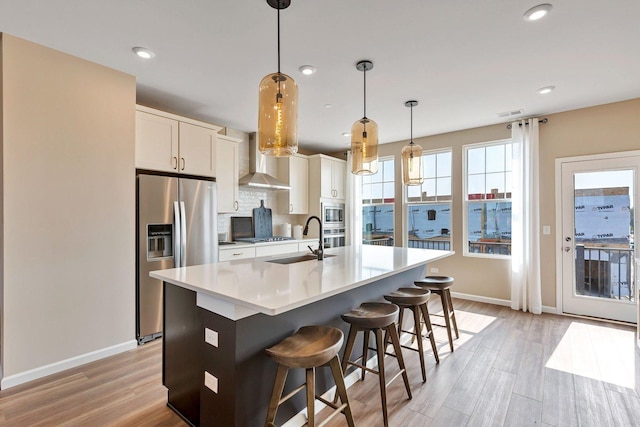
[410,103,414,144]
[363,67,367,118]
[277,6,281,74]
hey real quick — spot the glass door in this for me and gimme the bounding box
[560,155,639,323]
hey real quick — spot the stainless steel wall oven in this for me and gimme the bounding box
[321,202,345,248]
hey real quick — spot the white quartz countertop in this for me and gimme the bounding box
[151,245,453,317]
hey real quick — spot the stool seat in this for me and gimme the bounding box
[341,302,398,329]
[384,288,431,306]
[414,275,454,290]
[266,326,343,369]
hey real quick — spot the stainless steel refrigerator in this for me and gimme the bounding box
[136,173,218,344]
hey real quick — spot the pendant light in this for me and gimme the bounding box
[351,60,378,175]
[401,100,424,185]
[258,0,298,157]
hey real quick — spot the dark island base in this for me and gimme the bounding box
[163,265,426,427]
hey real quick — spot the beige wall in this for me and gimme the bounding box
[375,98,640,308]
[1,34,136,380]
[538,99,640,307]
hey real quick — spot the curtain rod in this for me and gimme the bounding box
[506,118,548,129]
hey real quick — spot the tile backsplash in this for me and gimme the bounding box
[217,188,305,239]
[216,128,310,240]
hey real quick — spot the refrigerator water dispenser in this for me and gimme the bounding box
[147,224,173,260]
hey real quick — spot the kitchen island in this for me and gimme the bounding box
[151,245,453,426]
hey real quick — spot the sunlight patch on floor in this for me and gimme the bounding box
[545,321,636,389]
[454,310,497,333]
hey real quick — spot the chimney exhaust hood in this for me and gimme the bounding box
[238,133,290,190]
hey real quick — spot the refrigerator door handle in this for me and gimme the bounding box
[173,201,181,268]
[180,201,187,267]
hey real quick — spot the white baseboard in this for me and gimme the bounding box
[450,291,557,314]
[1,339,137,390]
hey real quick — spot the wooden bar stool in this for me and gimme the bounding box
[414,275,459,352]
[384,288,439,383]
[339,302,412,427]
[265,326,355,427]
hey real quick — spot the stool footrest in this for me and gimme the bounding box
[400,328,433,339]
[278,382,306,406]
[346,360,380,376]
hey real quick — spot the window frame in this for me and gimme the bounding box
[463,138,513,259]
[362,156,396,245]
[403,148,453,250]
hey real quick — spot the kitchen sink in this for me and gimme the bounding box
[267,254,336,265]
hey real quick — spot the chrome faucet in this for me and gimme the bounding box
[303,216,324,260]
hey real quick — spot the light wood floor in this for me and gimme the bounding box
[0,338,184,426]
[0,299,638,426]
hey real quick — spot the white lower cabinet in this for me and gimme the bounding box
[255,243,299,258]
[218,240,319,262]
[219,246,256,261]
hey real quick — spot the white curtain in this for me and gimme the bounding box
[510,118,542,314]
[346,151,362,246]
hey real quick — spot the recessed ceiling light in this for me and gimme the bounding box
[523,4,552,21]
[324,104,333,109]
[132,47,155,59]
[537,85,555,94]
[298,65,316,76]
[342,132,351,137]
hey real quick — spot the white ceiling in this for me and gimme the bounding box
[1,0,639,153]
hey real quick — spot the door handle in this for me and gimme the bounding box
[290,203,293,213]
[234,201,239,211]
[172,156,178,170]
[173,201,181,268]
[180,157,185,171]
[180,201,187,267]
[564,247,571,252]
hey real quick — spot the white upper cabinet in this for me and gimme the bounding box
[216,134,241,213]
[277,154,309,214]
[332,159,346,199]
[135,111,179,173]
[135,106,222,178]
[178,122,218,177]
[310,155,347,201]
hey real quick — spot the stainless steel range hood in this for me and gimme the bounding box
[238,133,290,190]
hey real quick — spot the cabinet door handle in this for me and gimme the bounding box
[290,204,293,213]
[234,201,239,211]
[180,157,185,170]
[172,156,178,170]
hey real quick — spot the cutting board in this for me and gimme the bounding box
[253,200,273,238]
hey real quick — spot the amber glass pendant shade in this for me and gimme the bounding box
[258,0,297,157]
[351,60,378,175]
[351,117,379,175]
[402,142,424,185]
[401,100,423,185]
[258,72,298,156]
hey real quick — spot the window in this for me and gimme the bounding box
[362,157,395,246]
[464,140,512,256]
[406,150,452,250]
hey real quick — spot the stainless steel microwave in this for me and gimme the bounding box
[322,202,344,227]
